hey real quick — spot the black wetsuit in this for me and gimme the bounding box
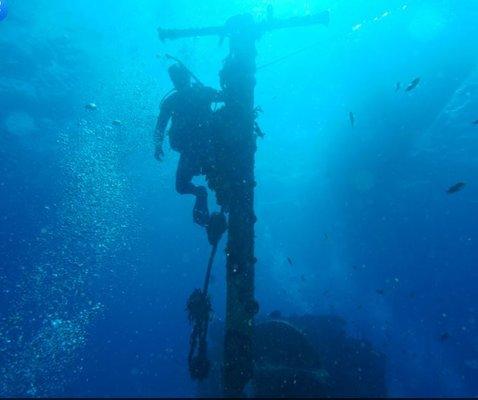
[156,85,220,196]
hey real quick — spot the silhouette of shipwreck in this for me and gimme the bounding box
[198,314,388,398]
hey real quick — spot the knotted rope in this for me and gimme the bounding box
[187,212,228,381]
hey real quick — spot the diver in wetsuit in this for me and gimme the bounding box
[154,63,222,226]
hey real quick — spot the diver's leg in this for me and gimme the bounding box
[176,154,209,226]
[176,153,199,196]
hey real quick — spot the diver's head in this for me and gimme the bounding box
[168,63,191,90]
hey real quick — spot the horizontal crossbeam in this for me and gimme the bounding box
[158,11,329,41]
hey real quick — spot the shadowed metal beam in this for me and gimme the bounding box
[158,11,329,41]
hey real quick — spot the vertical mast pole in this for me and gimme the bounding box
[220,14,258,396]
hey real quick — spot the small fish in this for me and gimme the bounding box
[112,120,122,126]
[287,257,293,266]
[324,233,329,241]
[439,332,450,342]
[446,182,466,194]
[85,102,98,111]
[300,274,307,283]
[349,111,355,128]
[376,289,385,295]
[409,291,417,299]
[395,82,401,92]
[472,120,478,125]
[406,77,421,92]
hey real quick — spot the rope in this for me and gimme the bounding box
[257,40,323,71]
[187,212,228,381]
[203,242,218,294]
[257,4,411,72]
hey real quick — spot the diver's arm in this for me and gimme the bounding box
[154,105,171,161]
[154,112,169,146]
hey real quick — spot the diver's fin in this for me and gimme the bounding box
[207,212,228,246]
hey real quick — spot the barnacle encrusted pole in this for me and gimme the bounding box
[158,11,329,396]
[217,14,259,396]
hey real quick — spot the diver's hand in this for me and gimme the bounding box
[154,146,164,162]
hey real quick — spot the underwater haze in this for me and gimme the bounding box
[1,0,478,397]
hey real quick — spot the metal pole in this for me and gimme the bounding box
[219,14,258,396]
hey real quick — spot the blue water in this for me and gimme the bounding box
[1,0,478,397]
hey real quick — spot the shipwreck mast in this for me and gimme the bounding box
[159,11,329,396]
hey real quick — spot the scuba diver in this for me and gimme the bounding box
[154,62,222,227]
